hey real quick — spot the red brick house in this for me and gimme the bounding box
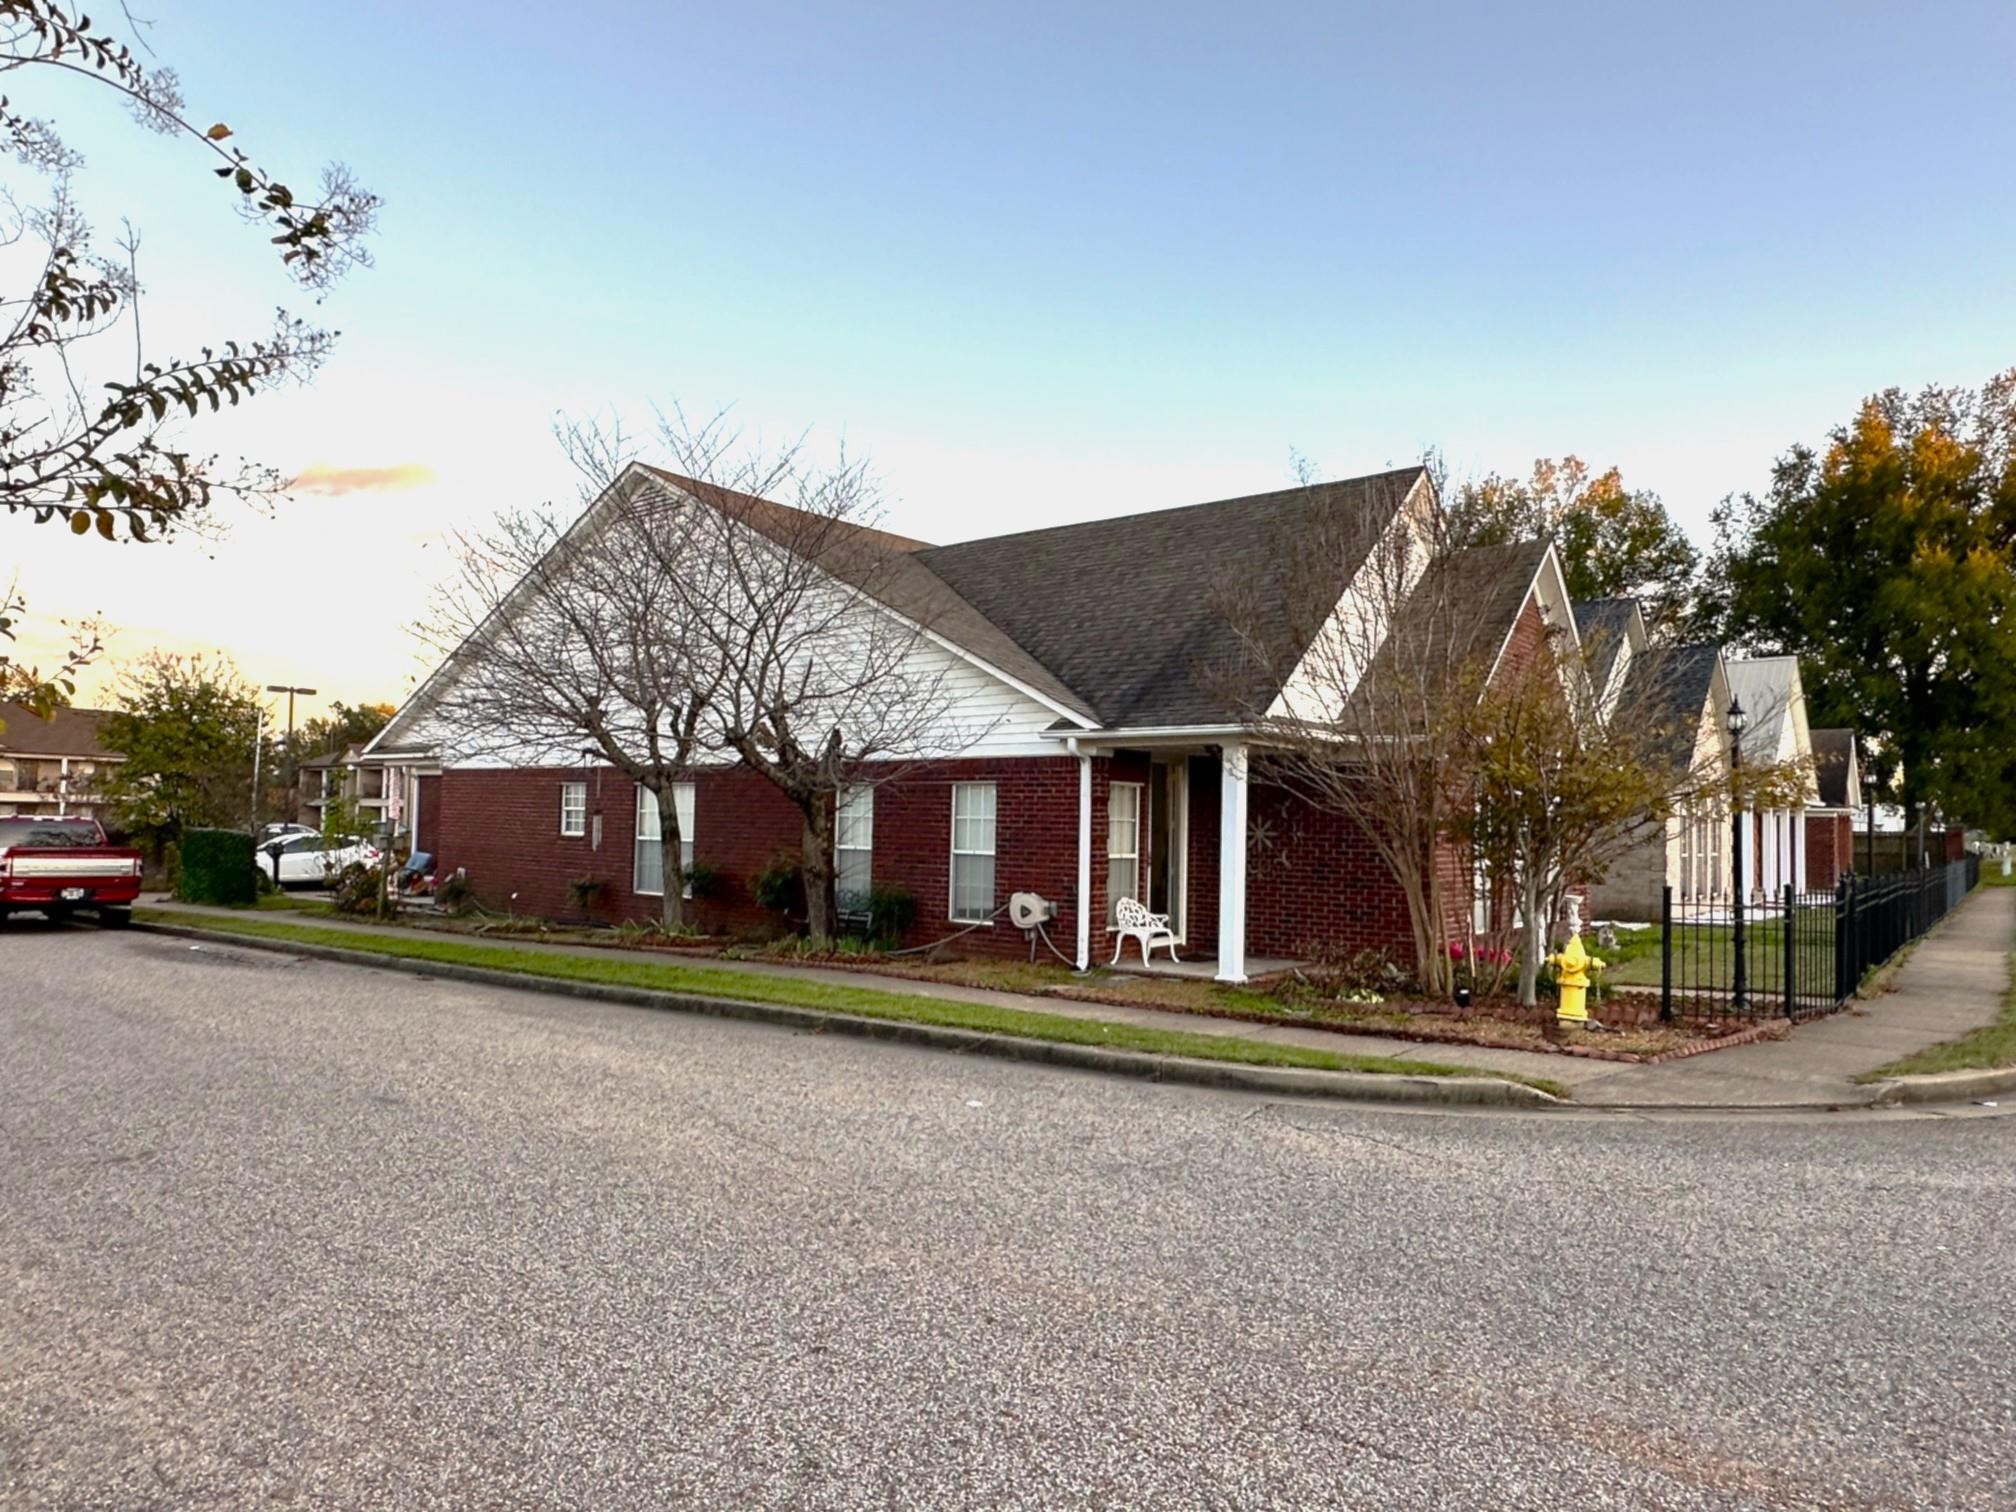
[1805,728,1863,888]
[370,465,1578,981]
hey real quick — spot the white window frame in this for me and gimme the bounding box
[835,785,874,918]
[1106,781,1142,929]
[634,782,695,898]
[560,781,588,838]
[949,782,997,924]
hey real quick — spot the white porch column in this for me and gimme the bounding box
[1216,743,1249,984]
[1761,809,1779,895]
[1792,812,1807,893]
[1074,746,1093,971]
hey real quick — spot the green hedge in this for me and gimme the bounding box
[176,828,256,906]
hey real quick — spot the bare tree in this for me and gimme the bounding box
[636,408,973,940]
[420,409,976,937]
[419,424,729,929]
[1211,467,1497,995]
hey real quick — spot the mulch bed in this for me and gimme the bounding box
[1040,984,1792,1063]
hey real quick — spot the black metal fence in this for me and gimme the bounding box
[1657,854,1980,1021]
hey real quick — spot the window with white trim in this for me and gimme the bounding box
[634,783,695,897]
[1107,782,1142,926]
[560,781,588,838]
[836,786,873,917]
[949,782,996,922]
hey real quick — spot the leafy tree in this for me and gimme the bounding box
[0,1,377,541]
[0,579,99,722]
[99,651,262,849]
[297,700,395,759]
[1448,457,1700,629]
[1459,639,1810,1007]
[1695,373,2016,832]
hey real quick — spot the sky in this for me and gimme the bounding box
[6,0,2014,723]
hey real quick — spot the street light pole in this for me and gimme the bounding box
[265,684,317,824]
[1729,696,1749,1011]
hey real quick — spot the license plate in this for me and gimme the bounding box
[59,887,87,901]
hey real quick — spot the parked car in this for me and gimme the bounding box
[257,822,319,844]
[256,832,381,888]
[0,816,144,924]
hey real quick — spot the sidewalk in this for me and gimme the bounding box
[136,888,2015,1108]
[1577,882,2015,1107]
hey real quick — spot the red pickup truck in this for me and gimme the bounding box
[0,816,144,925]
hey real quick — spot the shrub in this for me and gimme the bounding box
[867,882,917,946]
[329,861,389,916]
[752,855,804,919]
[567,876,610,913]
[686,860,724,900]
[434,868,474,915]
[176,828,256,906]
[613,918,703,945]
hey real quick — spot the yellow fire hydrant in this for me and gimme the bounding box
[1546,931,1606,1026]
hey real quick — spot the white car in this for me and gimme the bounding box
[256,832,381,887]
[257,822,319,844]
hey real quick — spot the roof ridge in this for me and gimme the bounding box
[916,465,1426,559]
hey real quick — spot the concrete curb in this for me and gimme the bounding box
[134,920,1564,1109]
[1868,1066,2016,1106]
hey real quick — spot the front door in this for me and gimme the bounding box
[1147,760,1188,940]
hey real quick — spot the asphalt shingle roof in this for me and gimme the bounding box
[0,703,115,760]
[914,467,1428,727]
[1571,597,1639,696]
[1617,643,1721,770]
[643,466,1099,723]
[1343,539,1551,727]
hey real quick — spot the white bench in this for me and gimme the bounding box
[1111,897,1180,966]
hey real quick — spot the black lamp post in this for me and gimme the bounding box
[1729,695,1749,1010]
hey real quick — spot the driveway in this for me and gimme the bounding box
[3,924,2014,1508]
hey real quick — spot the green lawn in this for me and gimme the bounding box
[1861,954,2016,1080]
[1602,909,1836,996]
[134,910,1565,1096]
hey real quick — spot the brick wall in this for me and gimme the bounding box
[435,750,1440,966]
[1805,812,1854,890]
[434,764,801,933]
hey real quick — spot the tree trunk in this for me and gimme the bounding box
[800,798,837,941]
[656,794,687,932]
[1517,868,1544,1008]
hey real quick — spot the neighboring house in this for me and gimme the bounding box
[0,703,124,822]
[296,744,391,835]
[368,464,1582,981]
[1725,656,1822,897]
[1805,729,1862,889]
[1578,609,1735,921]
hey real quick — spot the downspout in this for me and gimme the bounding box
[1068,737,1091,972]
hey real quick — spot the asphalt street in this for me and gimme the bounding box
[3,924,2013,1509]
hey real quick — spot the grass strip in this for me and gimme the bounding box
[1859,952,2016,1081]
[134,909,1564,1096]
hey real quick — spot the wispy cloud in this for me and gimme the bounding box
[287,463,437,497]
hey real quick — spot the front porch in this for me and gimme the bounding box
[1106,952,1304,982]
[1053,731,1386,986]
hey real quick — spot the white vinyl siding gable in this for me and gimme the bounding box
[634,783,695,897]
